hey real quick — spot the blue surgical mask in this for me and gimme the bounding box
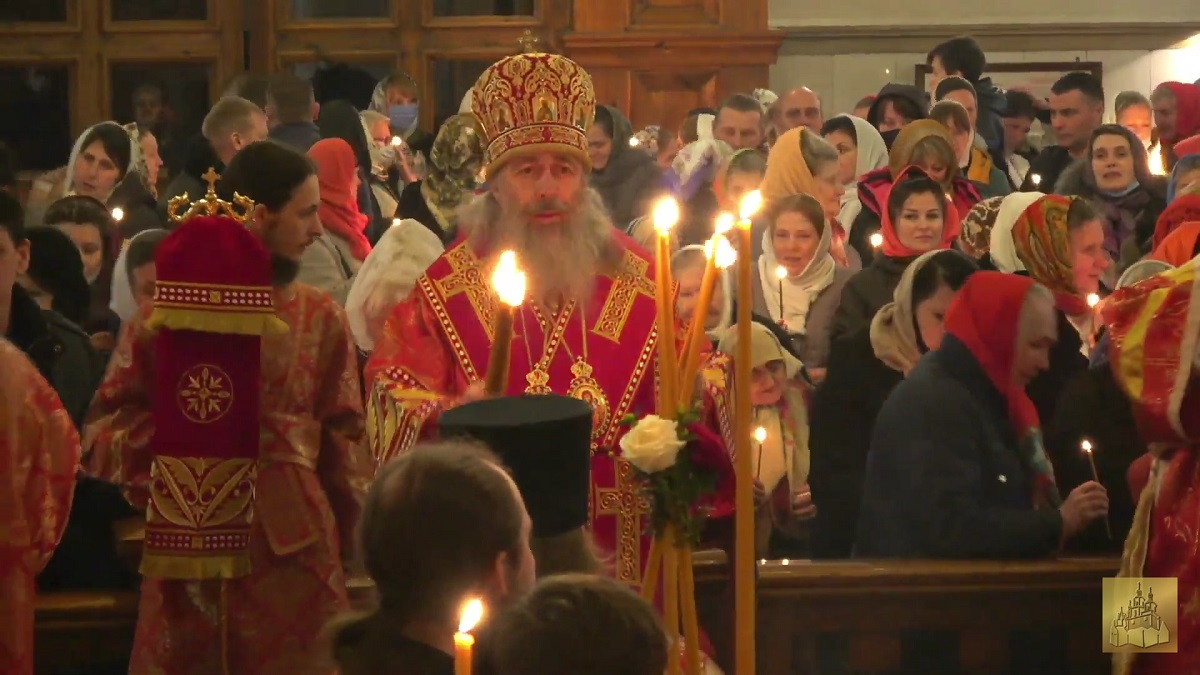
[388,104,419,132]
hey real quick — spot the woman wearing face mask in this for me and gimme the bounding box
[855,271,1109,560]
[586,106,664,230]
[848,120,982,265]
[760,127,856,268]
[746,193,852,379]
[43,196,120,342]
[990,194,1111,463]
[820,115,889,240]
[368,72,433,164]
[810,249,978,558]
[396,113,486,245]
[831,168,961,341]
[717,317,814,558]
[1055,124,1167,277]
[24,122,134,228]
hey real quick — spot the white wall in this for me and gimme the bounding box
[771,48,1200,120]
[769,0,1200,28]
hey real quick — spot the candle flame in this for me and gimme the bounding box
[1087,293,1100,308]
[714,212,735,236]
[869,232,883,248]
[774,265,788,280]
[1081,439,1093,454]
[458,598,484,633]
[1030,173,1042,187]
[629,137,640,147]
[738,190,763,221]
[391,218,402,228]
[391,136,402,147]
[491,251,526,307]
[704,236,737,269]
[1149,144,1166,176]
[753,426,767,443]
[652,197,680,235]
[111,207,124,221]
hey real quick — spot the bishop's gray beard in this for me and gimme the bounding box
[459,189,620,308]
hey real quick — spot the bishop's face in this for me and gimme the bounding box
[490,152,586,230]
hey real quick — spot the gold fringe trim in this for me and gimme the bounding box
[140,552,253,580]
[1112,448,1167,675]
[147,306,290,336]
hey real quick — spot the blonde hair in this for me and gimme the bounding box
[929,100,971,133]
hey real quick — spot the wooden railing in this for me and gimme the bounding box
[35,553,1119,674]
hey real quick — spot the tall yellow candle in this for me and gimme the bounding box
[664,531,681,675]
[734,189,761,675]
[677,218,736,409]
[652,197,681,418]
[484,251,526,396]
[454,598,483,675]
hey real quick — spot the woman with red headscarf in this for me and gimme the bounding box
[1151,82,1200,171]
[855,271,1108,560]
[830,166,961,341]
[307,138,372,304]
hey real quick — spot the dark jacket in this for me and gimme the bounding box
[397,180,454,245]
[38,476,139,592]
[108,174,163,243]
[972,77,1008,155]
[590,106,664,230]
[854,335,1064,559]
[6,283,105,430]
[1018,145,1075,193]
[157,133,222,222]
[829,254,913,341]
[1026,310,1089,451]
[809,326,905,558]
[269,121,322,153]
[1046,362,1142,553]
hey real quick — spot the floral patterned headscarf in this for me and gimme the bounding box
[420,113,485,236]
[1012,194,1089,315]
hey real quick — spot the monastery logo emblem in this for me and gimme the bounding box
[1103,577,1177,653]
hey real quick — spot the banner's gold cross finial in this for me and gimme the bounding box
[202,167,220,194]
[518,29,539,53]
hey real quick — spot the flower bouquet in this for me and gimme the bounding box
[620,410,734,675]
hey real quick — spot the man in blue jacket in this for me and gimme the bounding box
[927,36,1007,156]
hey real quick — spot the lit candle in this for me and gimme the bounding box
[454,598,483,675]
[676,214,735,408]
[391,218,401,228]
[484,251,526,395]
[753,425,767,480]
[1087,293,1100,308]
[734,189,761,675]
[1149,144,1166,176]
[653,197,681,417]
[774,265,787,327]
[1030,173,1042,187]
[391,136,402,147]
[629,136,640,147]
[111,207,124,222]
[869,232,883,249]
[1080,440,1113,540]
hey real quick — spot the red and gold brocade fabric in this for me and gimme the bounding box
[366,234,732,590]
[83,284,373,675]
[0,340,79,675]
[1105,264,1200,675]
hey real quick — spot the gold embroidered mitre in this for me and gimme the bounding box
[471,52,596,174]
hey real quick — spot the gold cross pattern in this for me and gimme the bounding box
[517,29,540,53]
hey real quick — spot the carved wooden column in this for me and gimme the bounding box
[562,0,783,131]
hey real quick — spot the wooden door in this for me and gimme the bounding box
[564,0,783,132]
[252,0,570,131]
[0,0,244,178]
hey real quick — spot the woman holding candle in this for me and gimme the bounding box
[717,317,813,558]
[744,193,851,379]
[830,167,961,341]
[810,250,978,558]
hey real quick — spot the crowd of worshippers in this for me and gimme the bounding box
[2,31,1200,675]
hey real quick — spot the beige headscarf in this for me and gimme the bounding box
[869,249,945,375]
[760,127,818,203]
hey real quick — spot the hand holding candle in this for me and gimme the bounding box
[653,197,682,417]
[1080,440,1113,540]
[484,251,526,396]
[454,598,484,675]
[753,425,767,480]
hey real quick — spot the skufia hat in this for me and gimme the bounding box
[439,394,592,538]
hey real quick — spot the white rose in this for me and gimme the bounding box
[620,415,685,474]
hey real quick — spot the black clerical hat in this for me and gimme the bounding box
[439,395,592,538]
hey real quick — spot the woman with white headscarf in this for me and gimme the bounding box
[109,228,169,325]
[820,115,889,237]
[24,122,138,228]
